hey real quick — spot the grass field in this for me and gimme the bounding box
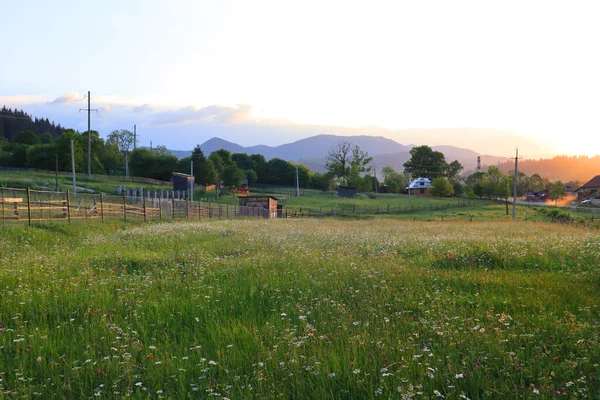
[0,170,172,195]
[1,219,599,398]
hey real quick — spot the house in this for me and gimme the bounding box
[563,182,579,195]
[171,172,193,192]
[238,196,279,219]
[576,175,600,205]
[407,177,432,196]
[337,186,357,198]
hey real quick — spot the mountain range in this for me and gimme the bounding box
[169,134,509,174]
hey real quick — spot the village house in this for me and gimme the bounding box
[576,175,600,205]
[407,177,432,196]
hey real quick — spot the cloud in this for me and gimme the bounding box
[48,92,82,105]
[153,103,253,125]
[133,104,152,113]
[101,105,111,113]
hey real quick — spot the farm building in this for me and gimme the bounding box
[337,186,357,198]
[238,196,279,219]
[407,177,432,196]
[171,172,193,192]
[577,175,600,205]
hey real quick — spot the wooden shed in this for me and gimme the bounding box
[172,172,193,192]
[238,196,278,219]
[337,186,357,198]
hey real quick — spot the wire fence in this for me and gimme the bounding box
[288,200,484,217]
[0,187,284,226]
[2,187,598,228]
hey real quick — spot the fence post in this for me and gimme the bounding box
[172,196,175,219]
[123,192,127,222]
[100,193,104,223]
[143,190,147,223]
[186,198,189,220]
[159,197,162,220]
[1,187,4,225]
[66,190,71,224]
[26,187,32,227]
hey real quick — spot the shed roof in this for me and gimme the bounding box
[578,175,600,190]
[172,172,193,177]
[240,195,279,200]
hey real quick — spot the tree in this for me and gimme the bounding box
[530,174,544,191]
[310,172,335,191]
[39,132,54,144]
[13,130,39,145]
[381,166,407,193]
[446,160,464,183]
[429,177,454,197]
[325,141,352,185]
[550,181,565,206]
[106,129,134,154]
[453,181,466,197]
[154,145,170,155]
[403,145,447,179]
[222,164,245,188]
[245,169,258,185]
[348,145,373,187]
[326,141,372,187]
[232,153,255,171]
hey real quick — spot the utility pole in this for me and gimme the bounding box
[512,147,520,221]
[55,154,59,192]
[190,160,194,202]
[133,125,137,150]
[296,165,300,197]
[71,140,76,195]
[373,166,378,194]
[79,91,97,181]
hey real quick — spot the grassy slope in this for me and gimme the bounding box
[1,219,599,398]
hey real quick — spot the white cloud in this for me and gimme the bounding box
[152,104,253,125]
[48,92,82,105]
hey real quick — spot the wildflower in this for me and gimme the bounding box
[208,360,217,365]
[353,321,359,326]
[135,382,143,387]
[434,389,444,397]
[353,369,360,374]
[299,315,307,321]
[455,373,464,379]
[566,381,574,387]
[149,346,156,350]
[533,388,540,394]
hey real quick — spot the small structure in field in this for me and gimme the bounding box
[172,172,193,192]
[239,195,278,219]
[337,186,357,198]
[577,175,600,205]
[407,177,432,196]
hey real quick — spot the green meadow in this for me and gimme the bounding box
[1,219,599,399]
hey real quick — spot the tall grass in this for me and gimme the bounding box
[1,220,599,398]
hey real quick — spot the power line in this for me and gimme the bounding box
[79,91,97,181]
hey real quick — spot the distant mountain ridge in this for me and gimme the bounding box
[169,134,507,173]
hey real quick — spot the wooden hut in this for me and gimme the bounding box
[337,186,357,198]
[238,196,278,219]
[172,172,193,192]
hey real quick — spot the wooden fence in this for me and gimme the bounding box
[0,187,280,226]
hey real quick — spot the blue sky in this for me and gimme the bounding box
[2,0,599,156]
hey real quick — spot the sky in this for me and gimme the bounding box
[1,0,599,157]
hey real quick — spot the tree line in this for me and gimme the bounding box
[0,106,65,141]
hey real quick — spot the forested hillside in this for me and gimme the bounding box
[0,106,65,141]
[496,155,600,183]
